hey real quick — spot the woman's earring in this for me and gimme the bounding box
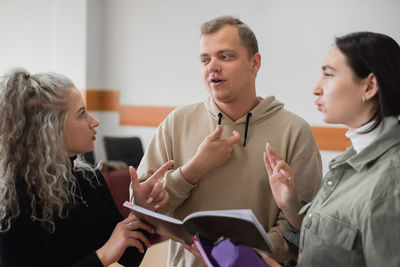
[362,96,366,103]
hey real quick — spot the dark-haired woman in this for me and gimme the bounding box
[263,32,400,267]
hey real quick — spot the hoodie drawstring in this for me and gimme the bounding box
[218,113,223,125]
[216,112,252,146]
[243,112,252,147]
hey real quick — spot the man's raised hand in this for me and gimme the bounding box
[130,160,174,211]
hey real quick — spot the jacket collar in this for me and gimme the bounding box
[330,124,400,172]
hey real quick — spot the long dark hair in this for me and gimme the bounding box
[335,32,400,132]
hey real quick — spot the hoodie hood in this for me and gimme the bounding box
[204,96,284,146]
[204,95,284,125]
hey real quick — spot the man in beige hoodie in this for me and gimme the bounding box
[133,15,322,266]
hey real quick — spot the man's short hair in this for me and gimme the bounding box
[200,15,259,58]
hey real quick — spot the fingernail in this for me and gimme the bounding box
[154,204,160,209]
[145,197,153,204]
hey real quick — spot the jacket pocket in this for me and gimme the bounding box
[307,212,362,266]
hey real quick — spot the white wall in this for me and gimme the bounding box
[94,0,400,115]
[0,0,87,88]
[87,0,400,174]
[0,0,56,74]
[1,0,399,174]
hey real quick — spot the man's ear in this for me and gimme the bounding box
[363,73,379,101]
[251,53,261,73]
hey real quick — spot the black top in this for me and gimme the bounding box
[0,158,145,267]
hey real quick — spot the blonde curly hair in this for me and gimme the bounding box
[0,69,95,233]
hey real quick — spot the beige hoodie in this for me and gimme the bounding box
[135,96,322,266]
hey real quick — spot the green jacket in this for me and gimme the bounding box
[298,123,400,267]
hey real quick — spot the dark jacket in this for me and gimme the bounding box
[0,158,145,267]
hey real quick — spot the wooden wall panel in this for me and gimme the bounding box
[84,90,350,151]
[312,126,351,151]
[83,90,119,111]
[118,105,175,127]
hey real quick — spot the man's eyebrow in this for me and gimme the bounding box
[218,49,236,54]
[200,49,237,58]
[322,65,336,71]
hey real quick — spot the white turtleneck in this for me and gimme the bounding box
[345,116,399,154]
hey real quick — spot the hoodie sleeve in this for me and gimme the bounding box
[287,126,322,204]
[130,112,197,214]
[265,115,322,262]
